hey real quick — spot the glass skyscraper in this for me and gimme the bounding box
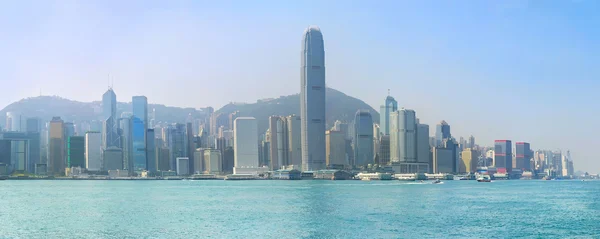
[300,26,326,171]
[102,89,119,149]
[353,110,374,167]
[379,95,398,136]
[435,120,451,146]
[132,96,148,171]
[494,140,513,172]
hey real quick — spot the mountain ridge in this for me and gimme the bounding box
[0,88,379,134]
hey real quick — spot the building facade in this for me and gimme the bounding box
[353,110,374,167]
[494,140,513,172]
[379,95,398,136]
[49,117,65,174]
[326,130,347,169]
[300,26,326,171]
[233,117,259,169]
[85,132,102,172]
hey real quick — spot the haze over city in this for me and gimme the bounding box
[1,0,598,172]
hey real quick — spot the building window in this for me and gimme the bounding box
[312,66,320,69]
[312,86,321,90]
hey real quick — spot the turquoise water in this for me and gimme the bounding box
[1,180,599,238]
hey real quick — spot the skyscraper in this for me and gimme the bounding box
[468,135,475,149]
[494,140,513,172]
[67,136,85,168]
[102,88,119,149]
[49,117,65,174]
[515,142,532,171]
[119,117,133,171]
[233,117,259,171]
[146,129,156,172]
[85,132,102,172]
[435,121,451,146]
[353,110,374,167]
[379,94,398,136]
[390,109,429,173]
[326,130,347,169]
[132,96,148,172]
[416,122,430,164]
[269,116,288,170]
[390,109,417,163]
[301,26,326,171]
[286,115,302,168]
[186,122,195,174]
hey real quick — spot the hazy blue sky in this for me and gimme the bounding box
[1,0,598,172]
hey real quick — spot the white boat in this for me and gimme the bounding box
[477,175,492,182]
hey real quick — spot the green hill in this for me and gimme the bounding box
[0,88,379,134]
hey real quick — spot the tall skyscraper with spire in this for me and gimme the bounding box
[379,90,398,136]
[300,26,326,171]
[102,88,120,149]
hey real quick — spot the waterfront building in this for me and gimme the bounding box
[433,146,455,173]
[233,117,259,174]
[103,147,123,171]
[326,130,347,169]
[157,147,171,171]
[193,148,206,173]
[390,109,429,173]
[35,163,47,175]
[515,142,532,171]
[67,136,85,168]
[460,148,480,173]
[85,132,102,172]
[268,116,288,170]
[49,117,65,174]
[147,129,156,172]
[132,96,148,172]
[222,147,234,174]
[176,157,190,175]
[353,110,374,167]
[0,131,40,173]
[379,94,398,136]
[494,140,513,173]
[204,149,222,174]
[301,26,326,171]
[390,109,417,163]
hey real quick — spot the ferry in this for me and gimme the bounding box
[477,175,492,182]
[225,174,257,180]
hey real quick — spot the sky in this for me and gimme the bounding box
[0,0,598,172]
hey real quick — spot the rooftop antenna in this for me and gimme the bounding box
[387,89,390,96]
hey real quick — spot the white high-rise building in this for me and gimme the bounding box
[85,132,102,171]
[233,117,259,170]
[300,26,326,171]
[390,109,417,163]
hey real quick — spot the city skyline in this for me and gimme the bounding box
[0,1,597,172]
